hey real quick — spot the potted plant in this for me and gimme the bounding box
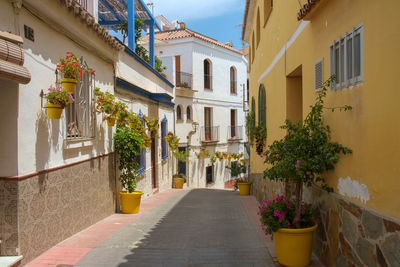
[261,77,352,266]
[226,162,249,195]
[42,86,74,119]
[114,127,145,214]
[94,87,116,126]
[57,52,82,93]
[172,173,186,189]
[165,132,188,189]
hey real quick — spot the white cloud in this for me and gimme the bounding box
[149,0,243,21]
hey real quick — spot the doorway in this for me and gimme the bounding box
[286,65,303,122]
[151,137,157,189]
[206,165,213,184]
[177,147,186,176]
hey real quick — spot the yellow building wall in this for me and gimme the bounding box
[248,0,400,219]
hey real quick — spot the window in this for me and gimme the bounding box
[251,96,256,118]
[230,66,237,94]
[251,32,255,63]
[65,60,95,139]
[315,59,323,91]
[161,116,168,160]
[258,84,266,129]
[230,109,237,139]
[256,8,260,47]
[330,24,363,90]
[137,110,146,173]
[176,105,182,120]
[186,106,192,121]
[204,59,212,90]
[263,0,273,27]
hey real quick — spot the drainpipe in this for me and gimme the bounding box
[186,130,195,187]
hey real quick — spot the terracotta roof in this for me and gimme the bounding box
[142,28,243,54]
[58,0,124,51]
[297,0,321,21]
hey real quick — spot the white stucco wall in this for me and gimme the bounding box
[153,35,248,188]
[0,0,117,176]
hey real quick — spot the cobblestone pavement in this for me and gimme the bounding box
[74,189,274,267]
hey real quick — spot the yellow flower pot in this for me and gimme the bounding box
[173,177,184,189]
[60,78,77,93]
[107,118,116,127]
[119,191,144,214]
[46,103,63,119]
[273,224,318,267]
[237,182,251,195]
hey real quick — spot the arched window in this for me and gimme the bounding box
[256,8,261,47]
[176,105,182,120]
[186,106,192,121]
[258,84,266,129]
[204,59,212,90]
[230,66,237,94]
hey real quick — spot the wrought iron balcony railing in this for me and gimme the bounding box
[201,126,219,142]
[176,71,192,89]
[228,126,243,141]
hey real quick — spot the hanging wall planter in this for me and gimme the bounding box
[107,117,116,126]
[60,78,77,93]
[46,103,63,119]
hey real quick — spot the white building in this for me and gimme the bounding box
[0,0,174,264]
[142,23,248,188]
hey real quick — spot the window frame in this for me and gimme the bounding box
[230,66,237,94]
[186,106,192,121]
[176,105,182,121]
[330,23,364,90]
[258,84,266,129]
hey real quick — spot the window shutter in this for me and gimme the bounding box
[315,59,323,91]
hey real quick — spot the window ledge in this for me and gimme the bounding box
[63,138,94,149]
[176,119,184,123]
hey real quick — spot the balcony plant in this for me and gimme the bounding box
[57,52,83,93]
[262,77,352,267]
[43,86,74,119]
[114,127,145,214]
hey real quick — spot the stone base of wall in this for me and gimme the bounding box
[0,154,116,264]
[249,173,400,267]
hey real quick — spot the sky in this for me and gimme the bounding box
[147,0,247,49]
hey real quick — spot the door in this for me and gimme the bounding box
[178,147,186,175]
[230,109,236,138]
[206,166,213,184]
[204,107,211,140]
[175,56,181,86]
[151,137,157,189]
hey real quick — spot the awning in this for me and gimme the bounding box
[0,31,31,84]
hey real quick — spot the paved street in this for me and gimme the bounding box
[74,189,274,267]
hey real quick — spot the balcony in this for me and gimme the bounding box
[176,71,192,89]
[228,126,243,141]
[201,126,219,143]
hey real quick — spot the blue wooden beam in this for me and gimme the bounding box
[99,20,121,26]
[127,0,135,51]
[137,0,161,30]
[118,0,127,8]
[149,19,154,67]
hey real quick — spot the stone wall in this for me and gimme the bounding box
[249,173,400,267]
[0,154,116,264]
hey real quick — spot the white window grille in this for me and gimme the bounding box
[58,58,96,140]
[330,23,363,90]
[315,59,323,91]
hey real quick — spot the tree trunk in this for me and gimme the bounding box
[294,181,303,228]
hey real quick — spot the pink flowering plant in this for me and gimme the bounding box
[43,86,74,108]
[258,195,318,233]
[263,77,352,227]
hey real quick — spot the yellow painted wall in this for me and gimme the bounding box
[247,0,400,219]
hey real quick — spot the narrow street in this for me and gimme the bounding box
[71,189,274,267]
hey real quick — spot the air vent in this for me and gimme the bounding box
[315,59,323,91]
